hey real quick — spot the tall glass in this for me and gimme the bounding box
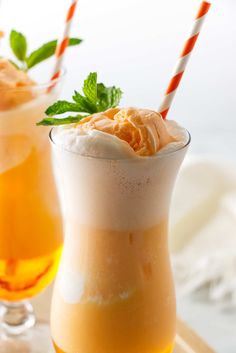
[0,77,64,338]
[50,131,190,353]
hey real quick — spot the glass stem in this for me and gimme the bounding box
[0,300,35,335]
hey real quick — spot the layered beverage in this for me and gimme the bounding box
[50,107,190,353]
[0,59,63,300]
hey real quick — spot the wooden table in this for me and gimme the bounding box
[175,319,215,353]
[32,288,216,353]
[0,319,216,353]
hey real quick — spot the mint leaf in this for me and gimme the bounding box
[97,84,123,111]
[9,29,81,71]
[45,100,83,116]
[38,72,123,126]
[26,38,82,69]
[73,91,97,113]
[37,115,86,126]
[82,72,97,105]
[10,30,27,62]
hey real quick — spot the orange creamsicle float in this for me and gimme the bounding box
[50,108,189,353]
[0,28,81,302]
[41,1,210,351]
[0,58,64,300]
[38,73,190,353]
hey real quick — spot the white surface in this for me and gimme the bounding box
[178,294,236,353]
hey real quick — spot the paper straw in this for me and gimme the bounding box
[158,1,211,119]
[51,0,79,82]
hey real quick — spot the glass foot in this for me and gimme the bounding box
[0,301,36,335]
[0,320,54,353]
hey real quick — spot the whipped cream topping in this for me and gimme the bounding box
[53,128,137,159]
[0,59,35,110]
[52,107,188,158]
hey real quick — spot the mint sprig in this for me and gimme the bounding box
[45,101,83,116]
[9,29,82,71]
[97,83,122,111]
[26,38,81,69]
[82,72,98,105]
[38,115,86,126]
[37,72,123,126]
[10,30,27,62]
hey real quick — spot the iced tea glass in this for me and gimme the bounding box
[0,76,64,336]
[50,130,190,353]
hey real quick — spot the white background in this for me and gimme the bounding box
[1,0,236,160]
[1,1,236,352]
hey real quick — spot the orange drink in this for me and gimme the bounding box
[0,135,62,301]
[0,60,63,303]
[50,108,189,353]
[52,222,176,353]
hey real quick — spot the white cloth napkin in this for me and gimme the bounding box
[170,156,236,308]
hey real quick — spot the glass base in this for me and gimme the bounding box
[0,301,36,335]
[0,320,54,353]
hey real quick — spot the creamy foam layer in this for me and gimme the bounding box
[52,108,188,159]
[53,128,137,159]
[51,112,188,231]
[52,155,181,230]
[0,93,58,174]
[51,110,187,352]
[0,57,60,173]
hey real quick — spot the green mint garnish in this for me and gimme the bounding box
[82,72,98,105]
[45,101,84,116]
[37,72,123,126]
[26,38,81,69]
[10,30,27,62]
[9,29,82,72]
[97,83,123,111]
[38,115,86,126]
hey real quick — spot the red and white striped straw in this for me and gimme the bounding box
[51,0,79,82]
[158,1,211,119]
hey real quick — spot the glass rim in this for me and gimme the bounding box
[0,68,66,115]
[49,126,191,161]
[0,67,66,92]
